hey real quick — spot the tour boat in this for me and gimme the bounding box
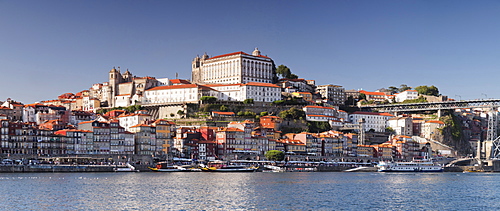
[114,163,139,172]
[149,162,200,172]
[200,161,257,172]
[377,160,443,172]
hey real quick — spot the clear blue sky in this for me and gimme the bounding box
[2,0,500,103]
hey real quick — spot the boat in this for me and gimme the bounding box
[114,163,139,172]
[377,160,443,172]
[149,161,200,172]
[200,161,257,172]
[148,166,186,172]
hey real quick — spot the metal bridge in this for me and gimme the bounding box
[360,99,500,160]
[359,99,500,113]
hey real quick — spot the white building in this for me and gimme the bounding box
[388,116,413,136]
[142,84,218,105]
[117,112,153,132]
[395,90,419,102]
[191,48,275,85]
[348,111,394,132]
[316,84,346,105]
[302,105,339,122]
[421,120,445,139]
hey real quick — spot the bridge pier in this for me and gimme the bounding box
[437,109,442,117]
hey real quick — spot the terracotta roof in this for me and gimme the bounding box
[146,84,199,91]
[304,105,335,110]
[244,82,280,88]
[212,111,235,115]
[170,79,191,84]
[426,120,445,124]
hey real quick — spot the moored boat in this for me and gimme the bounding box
[200,161,257,172]
[149,161,200,172]
[377,160,443,172]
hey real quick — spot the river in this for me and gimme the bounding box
[0,172,499,210]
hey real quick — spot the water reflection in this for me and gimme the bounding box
[0,172,500,210]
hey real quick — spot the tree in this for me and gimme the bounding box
[279,107,305,120]
[398,84,412,93]
[276,65,291,78]
[415,85,439,96]
[265,150,285,161]
[243,98,254,104]
[288,74,299,79]
[177,110,185,118]
[260,111,269,116]
[387,86,399,94]
[359,93,366,100]
[219,105,228,111]
[200,96,217,103]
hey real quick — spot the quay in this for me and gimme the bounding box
[0,164,151,173]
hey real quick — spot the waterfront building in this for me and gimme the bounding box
[78,120,114,154]
[191,48,275,85]
[152,119,176,156]
[216,127,244,159]
[129,124,156,156]
[316,84,346,106]
[374,143,395,159]
[54,129,94,154]
[389,135,420,160]
[357,145,375,157]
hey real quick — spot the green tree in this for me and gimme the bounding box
[398,84,412,93]
[200,96,217,103]
[415,85,439,96]
[288,73,299,79]
[276,65,291,78]
[219,105,228,111]
[387,86,399,94]
[279,107,305,120]
[359,93,366,100]
[265,150,285,161]
[307,121,332,133]
[243,98,254,104]
[260,111,269,116]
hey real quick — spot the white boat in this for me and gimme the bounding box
[114,163,139,172]
[377,160,443,172]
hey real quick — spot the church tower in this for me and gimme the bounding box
[108,67,121,107]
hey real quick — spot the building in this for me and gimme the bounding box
[348,111,394,132]
[191,48,276,85]
[316,84,345,105]
[394,90,419,102]
[388,116,413,136]
[303,105,339,122]
[359,90,394,103]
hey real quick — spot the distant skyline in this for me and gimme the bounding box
[2,1,500,103]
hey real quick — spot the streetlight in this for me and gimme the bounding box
[482,93,488,99]
[455,95,461,101]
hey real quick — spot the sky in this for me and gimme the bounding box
[1,0,500,103]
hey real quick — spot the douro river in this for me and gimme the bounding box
[0,172,499,210]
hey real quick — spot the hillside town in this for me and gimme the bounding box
[0,48,490,165]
